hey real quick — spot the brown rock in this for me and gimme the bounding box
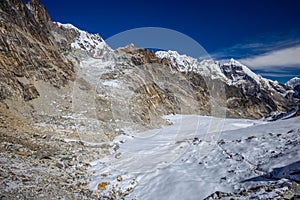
[97,182,110,190]
[0,0,75,102]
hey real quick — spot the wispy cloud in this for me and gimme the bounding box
[254,69,300,83]
[212,39,300,60]
[210,30,300,82]
[257,72,300,78]
[211,29,300,60]
[239,45,300,70]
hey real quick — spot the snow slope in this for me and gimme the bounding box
[156,50,227,80]
[88,115,300,199]
[286,77,300,98]
[156,51,289,97]
[220,58,289,96]
[286,77,300,88]
[220,58,261,84]
[56,22,111,58]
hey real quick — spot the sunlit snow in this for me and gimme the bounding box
[88,115,300,199]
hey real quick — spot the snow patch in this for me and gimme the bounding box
[286,77,300,88]
[156,50,227,80]
[55,22,110,58]
[222,58,261,84]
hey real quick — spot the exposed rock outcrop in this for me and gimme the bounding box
[156,51,296,119]
[1,0,297,123]
[219,59,295,118]
[0,0,75,102]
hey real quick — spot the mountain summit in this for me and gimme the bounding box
[286,77,300,88]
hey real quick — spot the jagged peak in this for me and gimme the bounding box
[55,22,111,58]
[217,58,291,96]
[286,77,300,88]
[219,58,261,84]
[220,58,244,67]
[156,50,226,80]
[156,50,199,65]
[156,50,199,62]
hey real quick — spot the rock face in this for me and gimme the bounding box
[156,52,296,119]
[286,77,300,99]
[92,47,211,131]
[219,59,295,118]
[0,0,75,102]
[0,0,298,127]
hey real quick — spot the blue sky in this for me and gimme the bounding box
[40,0,300,82]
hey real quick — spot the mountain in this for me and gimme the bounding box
[0,0,299,199]
[156,51,295,119]
[0,0,298,137]
[286,77,300,88]
[286,77,300,99]
[0,0,77,103]
[0,0,297,122]
[55,22,111,58]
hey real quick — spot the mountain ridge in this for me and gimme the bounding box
[0,0,298,121]
[0,0,300,199]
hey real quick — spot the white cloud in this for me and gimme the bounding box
[258,73,300,78]
[211,34,300,60]
[239,45,300,70]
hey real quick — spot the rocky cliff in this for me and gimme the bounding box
[0,0,298,131]
[0,0,75,102]
[156,51,296,119]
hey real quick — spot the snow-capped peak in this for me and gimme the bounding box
[155,50,227,80]
[155,52,290,98]
[220,58,261,84]
[55,22,111,58]
[219,58,291,97]
[55,22,79,31]
[155,50,196,72]
[228,58,243,66]
[286,77,300,88]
